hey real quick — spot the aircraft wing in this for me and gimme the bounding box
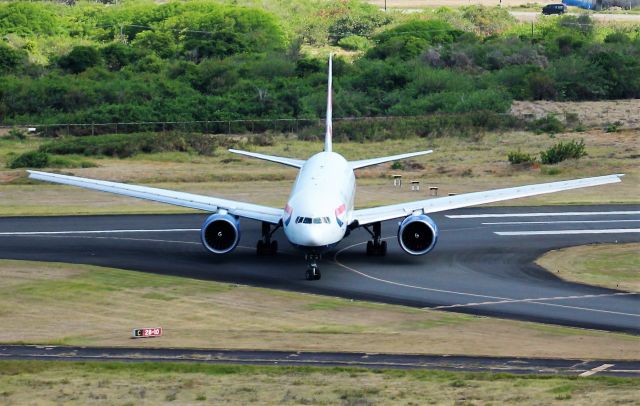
[349,150,432,170]
[228,149,305,168]
[352,174,624,226]
[27,170,283,224]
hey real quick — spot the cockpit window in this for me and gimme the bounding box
[295,216,332,225]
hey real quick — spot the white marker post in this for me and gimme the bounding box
[132,327,163,338]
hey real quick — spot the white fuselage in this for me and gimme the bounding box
[283,152,355,253]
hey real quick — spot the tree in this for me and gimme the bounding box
[0,43,24,73]
[59,46,101,74]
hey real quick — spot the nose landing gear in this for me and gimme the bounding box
[305,254,321,280]
[364,222,387,256]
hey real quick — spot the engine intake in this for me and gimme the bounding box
[200,213,240,254]
[397,214,439,256]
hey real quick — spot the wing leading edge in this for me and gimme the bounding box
[353,174,624,226]
[27,170,283,224]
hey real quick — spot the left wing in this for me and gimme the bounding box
[352,174,624,226]
[28,170,283,224]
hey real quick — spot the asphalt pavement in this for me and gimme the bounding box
[0,204,638,333]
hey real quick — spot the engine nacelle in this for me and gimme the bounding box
[397,214,439,256]
[200,213,240,254]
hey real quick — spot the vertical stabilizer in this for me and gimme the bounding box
[325,54,333,153]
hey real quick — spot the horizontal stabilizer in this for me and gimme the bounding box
[228,149,305,168]
[349,150,433,170]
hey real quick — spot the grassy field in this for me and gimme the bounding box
[1,361,638,405]
[1,259,639,359]
[0,128,637,216]
[537,243,640,292]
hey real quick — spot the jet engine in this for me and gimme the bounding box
[200,212,240,254]
[397,214,439,256]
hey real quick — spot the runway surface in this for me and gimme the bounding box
[0,204,638,334]
[2,345,638,376]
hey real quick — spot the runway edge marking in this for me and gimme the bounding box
[447,211,640,219]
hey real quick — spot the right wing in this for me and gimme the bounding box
[352,174,624,226]
[228,149,305,168]
[349,150,433,170]
[28,170,283,224]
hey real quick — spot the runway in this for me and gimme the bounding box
[2,345,638,376]
[0,204,638,334]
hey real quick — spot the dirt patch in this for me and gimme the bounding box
[511,99,640,129]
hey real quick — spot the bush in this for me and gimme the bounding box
[540,139,587,165]
[507,149,535,165]
[5,128,27,140]
[59,46,102,74]
[40,132,217,158]
[338,35,371,51]
[8,151,50,168]
[527,114,565,134]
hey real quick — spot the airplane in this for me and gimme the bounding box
[28,55,624,281]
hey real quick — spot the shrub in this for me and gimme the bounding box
[540,139,587,165]
[5,128,27,141]
[59,46,101,74]
[40,132,217,158]
[338,35,371,51]
[527,114,565,134]
[507,149,535,165]
[8,151,50,168]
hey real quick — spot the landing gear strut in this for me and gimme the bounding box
[364,222,387,256]
[256,222,280,256]
[305,254,321,280]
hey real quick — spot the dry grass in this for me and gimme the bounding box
[1,260,639,359]
[0,361,638,405]
[0,128,637,216]
[537,243,640,292]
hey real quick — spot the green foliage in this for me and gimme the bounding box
[0,43,25,73]
[58,46,102,74]
[40,132,217,158]
[338,35,371,51]
[8,151,50,169]
[369,20,462,60]
[5,128,27,141]
[0,2,60,36]
[507,149,536,165]
[0,0,639,128]
[540,139,587,165]
[327,1,391,43]
[528,114,565,134]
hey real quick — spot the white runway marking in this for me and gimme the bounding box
[495,229,640,236]
[447,211,640,219]
[579,364,614,377]
[333,238,640,318]
[0,229,199,236]
[483,220,640,225]
[431,292,638,309]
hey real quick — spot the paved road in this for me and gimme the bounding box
[511,11,640,22]
[1,345,638,376]
[0,205,638,333]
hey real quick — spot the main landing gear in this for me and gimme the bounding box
[256,222,280,256]
[305,254,321,281]
[364,222,387,256]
